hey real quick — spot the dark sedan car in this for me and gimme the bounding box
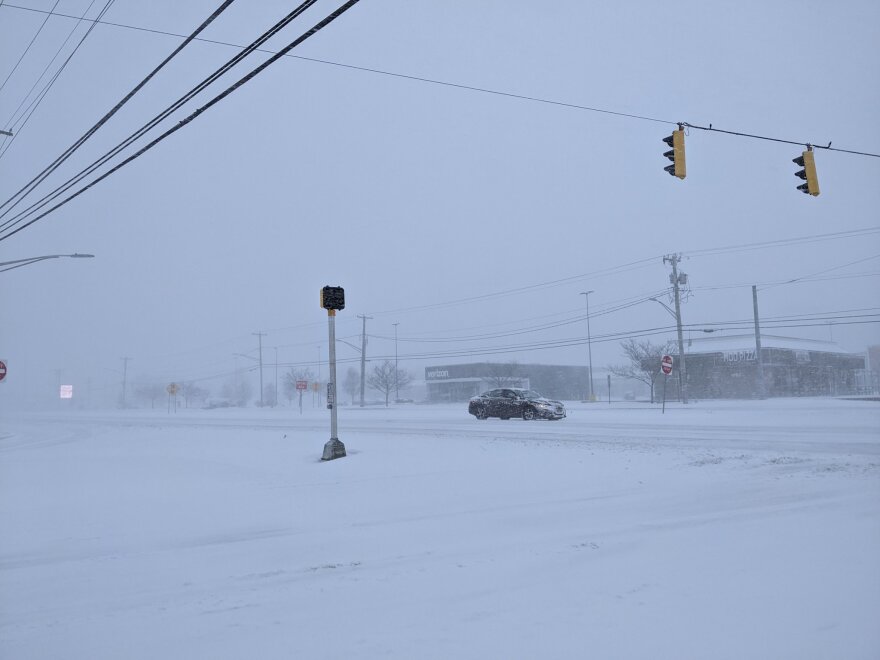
[468,388,566,420]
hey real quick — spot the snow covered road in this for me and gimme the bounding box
[1,398,878,659]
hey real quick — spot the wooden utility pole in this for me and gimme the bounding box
[663,255,688,404]
[253,332,267,407]
[358,314,372,407]
[753,285,766,399]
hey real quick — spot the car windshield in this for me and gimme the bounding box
[520,390,543,399]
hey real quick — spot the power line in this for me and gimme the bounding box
[4,3,878,159]
[686,227,880,259]
[683,122,880,159]
[0,0,61,95]
[0,0,363,242]
[0,0,237,217]
[0,0,319,230]
[0,0,116,161]
[760,254,880,292]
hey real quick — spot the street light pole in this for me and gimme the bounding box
[663,254,689,404]
[253,331,266,407]
[580,291,594,402]
[0,253,94,273]
[393,322,400,403]
[357,314,372,407]
[120,357,131,409]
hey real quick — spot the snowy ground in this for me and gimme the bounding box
[1,398,878,659]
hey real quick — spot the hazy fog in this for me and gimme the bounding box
[1,0,878,408]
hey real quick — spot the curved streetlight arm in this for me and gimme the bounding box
[0,253,94,273]
[648,297,678,320]
[336,338,362,354]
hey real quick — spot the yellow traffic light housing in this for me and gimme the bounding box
[662,126,686,180]
[793,148,820,196]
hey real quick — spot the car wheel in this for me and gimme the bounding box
[522,407,536,421]
[474,408,488,420]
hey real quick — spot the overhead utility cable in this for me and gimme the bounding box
[0,0,116,160]
[0,0,321,233]
[4,3,876,159]
[2,0,97,131]
[0,0,336,240]
[0,0,362,242]
[0,0,61,94]
[0,0,237,216]
[682,122,880,158]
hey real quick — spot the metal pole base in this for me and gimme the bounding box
[321,438,346,461]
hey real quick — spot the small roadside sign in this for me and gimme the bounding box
[296,380,308,391]
[0,359,7,383]
[660,355,674,375]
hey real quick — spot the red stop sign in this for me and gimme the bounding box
[660,355,673,375]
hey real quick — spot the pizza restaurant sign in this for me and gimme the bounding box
[722,350,756,363]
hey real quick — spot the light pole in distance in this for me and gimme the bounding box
[392,322,400,403]
[580,291,595,401]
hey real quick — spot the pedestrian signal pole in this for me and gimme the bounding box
[320,286,346,461]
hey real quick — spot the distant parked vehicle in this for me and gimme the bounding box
[468,388,566,421]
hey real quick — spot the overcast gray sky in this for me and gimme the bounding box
[1,0,878,407]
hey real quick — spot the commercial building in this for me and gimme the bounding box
[425,363,590,402]
[669,334,867,399]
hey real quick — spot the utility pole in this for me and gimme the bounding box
[580,291,595,401]
[752,285,766,399]
[253,331,266,407]
[273,347,278,407]
[358,315,372,407]
[393,322,400,403]
[120,357,131,408]
[663,254,688,404]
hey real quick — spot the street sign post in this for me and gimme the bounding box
[166,383,179,413]
[660,355,673,413]
[296,380,307,414]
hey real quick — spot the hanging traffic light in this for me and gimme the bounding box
[793,147,820,196]
[662,124,686,180]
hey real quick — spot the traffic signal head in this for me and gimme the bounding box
[662,127,686,180]
[793,148,820,196]
[320,286,345,311]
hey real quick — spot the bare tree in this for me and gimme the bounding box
[367,360,412,406]
[180,382,209,408]
[263,383,277,408]
[221,377,253,407]
[135,382,164,409]
[342,366,359,405]
[607,338,676,403]
[282,367,314,406]
[485,361,522,388]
